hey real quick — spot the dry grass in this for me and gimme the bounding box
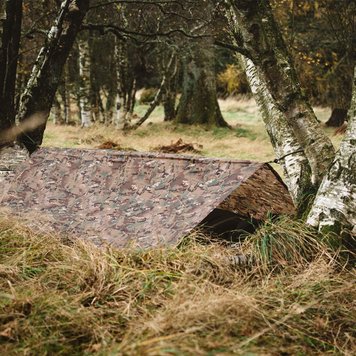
[0,217,355,355]
[2,98,352,354]
[43,121,274,162]
[43,99,342,166]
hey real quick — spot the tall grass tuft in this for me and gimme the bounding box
[241,216,341,272]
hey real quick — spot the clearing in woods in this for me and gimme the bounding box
[0,99,354,355]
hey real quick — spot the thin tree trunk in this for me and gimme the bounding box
[98,89,106,123]
[176,39,229,127]
[130,52,176,130]
[79,36,91,127]
[163,76,177,121]
[62,76,70,125]
[242,57,312,211]
[106,84,116,125]
[307,67,356,236]
[325,56,354,127]
[59,58,72,125]
[52,94,64,125]
[229,0,335,186]
[115,37,128,128]
[115,37,134,129]
[0,0,22,144]
[326,108,348,128]
[16,0,89,153]
[89,35,105,123]
[163,54,178,121]
[129,79,137,114]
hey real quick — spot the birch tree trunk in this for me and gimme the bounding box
[115,37,128,129]
[16,0,89,153]
[228,0,335,186]
[242,57,312,211]
[0,0,22,143]
[78,37,91,128]
[307,67,356,236]
[176,39,229,127]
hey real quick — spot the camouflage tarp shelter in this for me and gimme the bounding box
[0,148,295,248]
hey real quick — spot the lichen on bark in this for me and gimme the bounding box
[242,57,313,212]
[16,0,89,153]
[307,67,356,236]
[228,0,335,185]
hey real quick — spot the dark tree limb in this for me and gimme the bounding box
[214,39,252,59]
[17,0,89,153]
[0,0,23,144]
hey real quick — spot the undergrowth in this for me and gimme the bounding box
[0,217,355,355]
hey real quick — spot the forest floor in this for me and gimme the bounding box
[43,98,342,167]
[1,98,354,355]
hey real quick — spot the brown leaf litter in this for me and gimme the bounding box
[97,141,136,151]
[154,138,203,154]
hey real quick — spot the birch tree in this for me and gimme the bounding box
[308,67,356,235]
[227,0,335,186]
[17,0,89,153]
[224,4,313,210]
[59,64,71,125]
[224,0,355,233]
[78,36,91,127]
[242,58,312,211]
[52,94,64,125]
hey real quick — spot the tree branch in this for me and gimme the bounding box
[214,40,252,59]
[82,23,210,41]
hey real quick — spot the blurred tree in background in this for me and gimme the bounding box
[272,0,355,126]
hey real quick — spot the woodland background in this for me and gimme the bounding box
[1,0,355,130]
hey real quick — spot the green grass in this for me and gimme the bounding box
[234,127,258,140]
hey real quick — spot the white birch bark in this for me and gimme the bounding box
[79,37,91,128]
[17,0,71,123]
[224,6,312,209]
[15,0,89,152]
[242,57,312,208]
[226,0,335,186]
[307,68,356,234]
[116,96,127,129]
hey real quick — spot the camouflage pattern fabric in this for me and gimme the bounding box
[0,148,293,248]
[0,145,29,194]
